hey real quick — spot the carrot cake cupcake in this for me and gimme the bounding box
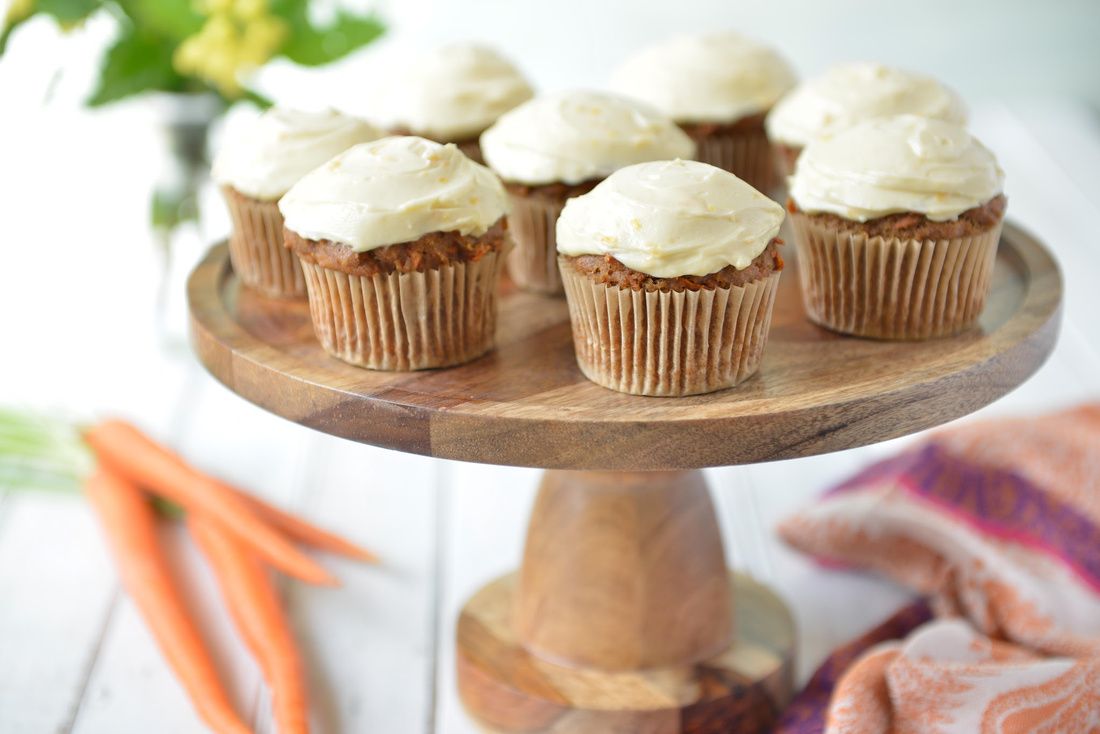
[480,90,695,294]
[279,136,510,370]
[767,61,966,177]
[557,159,786,396]
[212,107,382,297]
[787,114,1006,340]
[609,32,796,192]
[387,42,533,163]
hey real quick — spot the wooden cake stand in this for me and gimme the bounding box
[188,223,1061,733]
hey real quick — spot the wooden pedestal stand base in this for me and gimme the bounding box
[456,471,795,733]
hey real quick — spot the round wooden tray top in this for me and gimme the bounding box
[188,222,1061,470]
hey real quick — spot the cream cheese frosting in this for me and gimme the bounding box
[480,91,696,186]
[279,136,509,252]
[788,115,1004,222]
[212,107,382,200]
[766,62,967,148]
[609,32,797,123]
[388,43,534,142]
[556,159,785,278]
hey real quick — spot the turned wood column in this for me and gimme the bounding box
[515,470,733,670]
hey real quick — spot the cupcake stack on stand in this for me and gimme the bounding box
[557,159,786,396]
[765,61,967,178]
[786,114,1006,340]
[384,42,533,164]
[279,136,511,370]
[611,31,796,193]
[191,35,1063,734]
[480,90,695,294]
[212,108,382,298]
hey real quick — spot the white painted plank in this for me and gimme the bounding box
[710,451,914,686]
[0,493,117,734]
[971,102,1100,359]
[281,437,439,734]
[70,371,442,734]
[70,375,307,733]
[71,520,265,734]
[1002,99,1100,235]
[0,81,211,734]
[0,355,195,734]
[435,462,540,734]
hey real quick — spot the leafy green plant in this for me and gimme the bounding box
[0,408,93,494]
[0,409,186,519]
[1,0,385,106]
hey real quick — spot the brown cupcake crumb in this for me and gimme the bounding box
[388,126,479,148]
[788,194,1007,240]
[285,220,508,277]
[678,110,768,142]
[505,179,602,201]
[563,238,783,293]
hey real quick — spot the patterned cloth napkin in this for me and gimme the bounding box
[775,404,1100,733]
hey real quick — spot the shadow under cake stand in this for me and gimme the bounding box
[188,222,1061,733]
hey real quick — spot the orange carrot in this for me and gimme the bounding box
[84,468,253,734]
[190,515,310,734]
[85,420,338,587]
[229,488,378,564]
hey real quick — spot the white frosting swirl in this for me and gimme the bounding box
[480,91,696,186]
[609,32,797,123]
[788,115,1004,222]
[556,159,785,278]
[766,62,967,147]
[279,136,509,252]
[388,43,534,142]
[212,107,382,200]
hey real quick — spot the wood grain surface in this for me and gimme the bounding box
[515,470,733,671]
[187,222,1062,470]
[456,572,794,734]
[454,469,794,733]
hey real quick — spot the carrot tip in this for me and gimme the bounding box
[318,574,342,588]
[296,564,342,587]
[357,550,382,565]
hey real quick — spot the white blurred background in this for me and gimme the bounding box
[6,0,1100,117]
[292,0,1100,110]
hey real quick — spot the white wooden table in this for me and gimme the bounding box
[1,99,1098,733]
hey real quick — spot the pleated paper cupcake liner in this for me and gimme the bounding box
[772,142,802,182]
[790,213,1003,340]
[298,249,505,371]
[693,129,776,194]
[559,260,781,396]
[507,192,566,295]
[222,186,306,298]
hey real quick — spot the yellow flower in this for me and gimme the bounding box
[202,13,236,43]
[4,0,35,25]
[172,0,286,98]
[239,15,285,65]
[197,0,234,14]
[232,0,269,21]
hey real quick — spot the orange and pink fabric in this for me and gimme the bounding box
[776,404,1100,734]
